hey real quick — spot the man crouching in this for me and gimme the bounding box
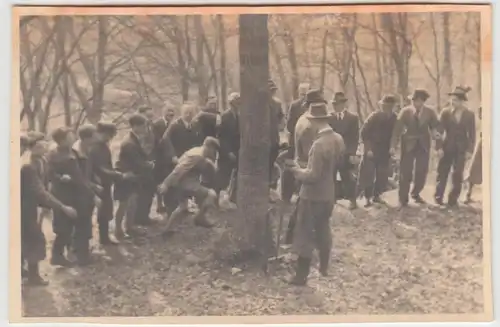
[158,136,220,235]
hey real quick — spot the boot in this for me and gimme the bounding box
[51,236,73,267]
[288,256,311,286]
[319,248,331,277]
[27,263,49,286]
[99,221,118,245]
[75,239,93,266]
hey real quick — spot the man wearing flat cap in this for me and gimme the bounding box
[434,86,476,207]
[390,89,440,207]
[21,131,77,285]
[90,121,130,245]
[328,92,359,209]
[282,83,310,203]
[217,92,241,205]
[285,102,344,285]
[114,113,155,238]
[357,95,398,207]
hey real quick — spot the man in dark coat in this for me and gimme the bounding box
[21,133,77,285]
[90,121,127,245]
[153,105,176,213]
[268,80,285,190]
[71,124,102,265]
[47,127,96,266]
[158,137,220,234]
[136,106,159,225]
[165,102,199,158]
[328,92,359,209]
[282,83,310,203]
[357,95,398,207]
[285,103,344,286]
[391,89,440,207]
[434,86,476,207]
[217,92,241,204]
[114,113,155,238]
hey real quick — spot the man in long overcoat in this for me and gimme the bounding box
[282,83,310,202]
[390,89,440,206]
[268,80,285,190]
[357,95,398,207]
[47,127,96,266]
[217,92,241,204]
[21,133,77,285]
[434,86,476,207]
[328,92,359,209]
[286,103,344,286]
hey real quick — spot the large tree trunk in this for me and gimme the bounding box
[88,16,107,124]
[194,15,208,104]
[236,14,272,260]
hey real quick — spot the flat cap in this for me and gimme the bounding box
[51,127,72,144]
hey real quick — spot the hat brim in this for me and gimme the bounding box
[305,113,333,120]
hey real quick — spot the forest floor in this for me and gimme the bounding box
[22,184,484,317]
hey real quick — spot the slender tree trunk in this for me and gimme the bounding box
[194,15,208,104]
[237,14,272,259]
[61,17,72,127]
[319,29,328,90]
[269,37,291,105]
[442,12,453,90]
[216,15,228,111]
[475,16,481,101]
[371,13,383,99]
[87,16,107,124]
[430,13,442,109]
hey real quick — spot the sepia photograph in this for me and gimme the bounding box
[10,4,492,324]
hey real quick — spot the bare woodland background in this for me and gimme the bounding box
[18,12,486,317]
[20,13,482,133]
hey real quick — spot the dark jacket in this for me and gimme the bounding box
[21,155,67,262]
[360,111,397,159]
[192,111,219,146]
[286,97,306,148]
[152,117,171,145]
[89,140,122,189]
[165,117,199,158]
[436,106,476,154]
[328,110,359,156]
[391,105,440,153]
[218,109,240,165]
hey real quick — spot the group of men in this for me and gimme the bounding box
[20,77,481,288]
[282,84,480,286]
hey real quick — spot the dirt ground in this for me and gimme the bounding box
[21,185,484,317]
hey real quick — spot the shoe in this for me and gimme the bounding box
[26,275,49,286]
[288,257,311,286]
[372,196,385,204]
[348,201,358,210]
[412,195,426,204]
[447,201,459,208]
[434,197,444,206]
[100,237,119,246]
[50,256,74,267]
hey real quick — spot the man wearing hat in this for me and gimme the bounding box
[217,92,241,205]
[285,102,344,286]
[284,89,345,244]
[328,91,359,209]
[357,95,398,207]
[282,83,311,203]
[114,113,155,239]
[90,121,130,245]
[158,136,221,235]
[268,79,285,190]
[434,86,476,207]
[390,89,440,207]
[21,132,77,285]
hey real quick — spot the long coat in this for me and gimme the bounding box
[286,97,306,149]
[217,109,240,191]
[21,154,67,263]
[114,132,155,201]
[328,111,359,157]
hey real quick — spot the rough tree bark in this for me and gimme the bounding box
[236,14,273,263]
